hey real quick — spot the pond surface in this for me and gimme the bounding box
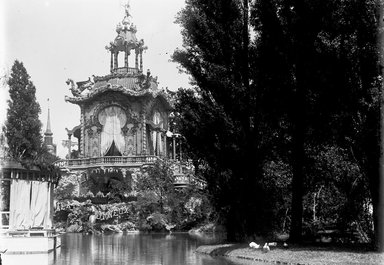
[2,232,260,265]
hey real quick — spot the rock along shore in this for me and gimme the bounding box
[196,244,384,265]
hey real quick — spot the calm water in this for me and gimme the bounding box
[2,232,257,265]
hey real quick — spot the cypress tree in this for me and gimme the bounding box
[3,60,43,160]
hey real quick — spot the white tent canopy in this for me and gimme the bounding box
[9,179,53,230]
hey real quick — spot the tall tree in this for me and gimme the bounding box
[173,0,277,240]
[252,0,383,246]
[174,0,383,247]
[251,0,324,242]
[378,0,384,252]
[342,0,382,250]
[3,60,43,160]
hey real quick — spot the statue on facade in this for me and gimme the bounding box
[66,79,81,96]
[122,1,132,28]
[77,76,95,92]
[124,1,131,19]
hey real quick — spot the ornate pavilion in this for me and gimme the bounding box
[55,4,193,191]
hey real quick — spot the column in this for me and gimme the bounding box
[98,129,102,157]
[164,133,167,158]
[135,50,139,69]
[114,52,119,69]
[110,51,114,73]
[173,136,176,160]
[125,49,129,68]
[67,133,72,159]
[80,108,85,157]
[142,115,147,154]
[140,51,143,72]
[157,131,161,156]
[179,138,182,161]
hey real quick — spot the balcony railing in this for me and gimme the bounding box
[173,174,206,189]
[54,156,206,189]
[54,155,158,169]
[174,174,190,187]
[113,67,139,75]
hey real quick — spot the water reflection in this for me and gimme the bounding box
[2,232,243,265]
[2,248,61,265]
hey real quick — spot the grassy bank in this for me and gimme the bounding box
[196,244,384,265]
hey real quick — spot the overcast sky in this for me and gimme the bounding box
[1,0,190,158]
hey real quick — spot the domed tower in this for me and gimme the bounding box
[62,2,172,175]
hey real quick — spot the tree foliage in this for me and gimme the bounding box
[3,60,43,160]
[136,160,213,231]
[173,0,382,248]
[173,0,281,241]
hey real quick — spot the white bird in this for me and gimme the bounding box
[262,243,270,253]
[283,242,289,248]
[249,242,260,249]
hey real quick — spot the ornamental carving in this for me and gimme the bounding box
[87,128,94,137]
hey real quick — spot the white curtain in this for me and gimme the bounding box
[152,111,163,155]
[100,106,126,155]
[9,179,31,229]
[152,131,157,155]
[157,132,162,154]
[29,181,49,228]
[151,131,163,155]
[9,179,53,230]
[44,183,53,228]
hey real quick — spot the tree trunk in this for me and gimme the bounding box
[288,0,308,243]
[289,50,306,242]
[377,4,384,252]
[289,114,305,242]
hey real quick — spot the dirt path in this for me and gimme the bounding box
[196,244,384,265]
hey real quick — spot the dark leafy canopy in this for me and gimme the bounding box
[3,60,43,160]
[254,0,381,245]
[256,0,382,246]
[173,0,278,240]
[173,0,383,247]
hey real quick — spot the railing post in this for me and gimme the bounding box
[173,136,176,160]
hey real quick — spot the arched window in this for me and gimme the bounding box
[98,106,126,156]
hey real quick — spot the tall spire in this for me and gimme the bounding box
[45,98,52,136]
[44,98,56,155]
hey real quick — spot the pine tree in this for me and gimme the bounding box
[3,60,43,160]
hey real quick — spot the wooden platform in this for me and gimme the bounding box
[0,230,61,254]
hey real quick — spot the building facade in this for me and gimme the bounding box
[55,4,194,189]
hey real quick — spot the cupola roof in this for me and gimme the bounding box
[105,2,144,53]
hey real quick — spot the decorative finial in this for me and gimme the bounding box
[45,98,52,135]
[122,0,132,27]
[124,1,131,18]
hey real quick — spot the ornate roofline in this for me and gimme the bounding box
[65,85,172,108]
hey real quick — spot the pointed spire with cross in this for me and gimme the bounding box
[45,98,53,136]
